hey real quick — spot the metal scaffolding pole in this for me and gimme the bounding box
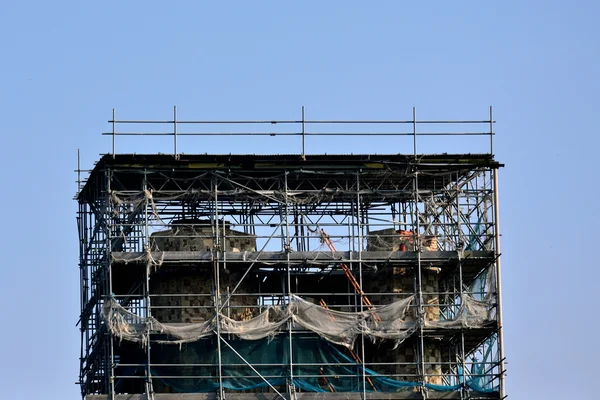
[284,171,296,397]
[143,170,154,399]
[214,176,225,398]
[489,106,494,155]
[107,168,116,400]
[413,109,427,396]
[173,106,177,157]
[111,108,115,158]
[414,168,427,396]
[492,169,506,398]
[301,106,306,160]
[456,171,467,400]
[356,172,367,400]
[458,225,467,399]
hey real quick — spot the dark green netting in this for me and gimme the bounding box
[148,336,496,393]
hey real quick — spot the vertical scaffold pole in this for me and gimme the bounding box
[284,172,295,396]
[457,171,467,399]
[492,169,506,398]
[413,166,427,393]
[106,168,115,400]
[489,106,494,155]
[112,108,116,158]
[143,170,153,398]
[77,149,81,193]
[301,106,306,160]
[214,175,224,398]
[413,107,417,156]
[356,172,367,400]
[412,106,427,389]
[173,106,178,157]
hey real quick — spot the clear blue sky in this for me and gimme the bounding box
[0,1,597,399]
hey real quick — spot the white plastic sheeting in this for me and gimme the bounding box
[103,290,493,348]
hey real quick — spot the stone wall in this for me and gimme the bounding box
[150,268,257,323]
[364,267,440,321]
[367,228,438,252]
[150,222,260,393]
[365,228,442,385]
[151,220,256,253]
[150,220,258,324]
[367,228,415,251]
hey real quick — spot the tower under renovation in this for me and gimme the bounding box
[76,108,506,399]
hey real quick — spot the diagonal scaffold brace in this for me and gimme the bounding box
[318,228,381,322]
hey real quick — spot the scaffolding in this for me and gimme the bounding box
[76,108,505,400]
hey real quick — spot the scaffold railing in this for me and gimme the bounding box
[101,106,496,158]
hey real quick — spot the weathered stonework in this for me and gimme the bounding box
[150,222,260,393]
[151,220,256,253]
[150,220,258,324]
[367,228,438,252]
[365,228,442,384]
[150,268,258,323]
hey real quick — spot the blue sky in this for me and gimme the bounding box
[0,1,598,399]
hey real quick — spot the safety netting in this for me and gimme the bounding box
[113,336,497,393]
[102,271,498,394]
[103,292,493,348]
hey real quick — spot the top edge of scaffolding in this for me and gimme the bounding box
[76,152,503,201]
[90,152,501,166]
[76,107,499,196]
[103,106,497,158]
